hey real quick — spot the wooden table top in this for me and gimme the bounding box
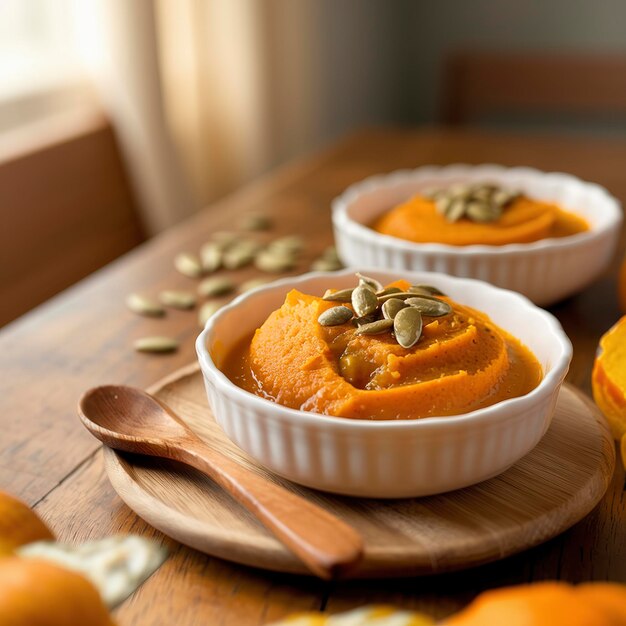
[2,128,626,625]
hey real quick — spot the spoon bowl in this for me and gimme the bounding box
[80,386,191,452]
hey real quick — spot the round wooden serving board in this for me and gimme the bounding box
[103,363,615,578]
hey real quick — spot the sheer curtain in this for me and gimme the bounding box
[75,0,398,233]
[75,0,319,233]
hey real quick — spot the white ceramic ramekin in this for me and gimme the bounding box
[332,165,622,306]
[196,269,572,498]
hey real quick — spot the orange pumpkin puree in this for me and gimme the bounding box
[373,194,589,246]
[222,281,542,420]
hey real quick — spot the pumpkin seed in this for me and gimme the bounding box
[212,231,239,248]
[158,290,196,310]
[239,277,271,293]
[255,249,296,273]
[382,297,407,320]
[321,246,341,262]
[409,284,447,296]
[239,212,272,231]
[466,201,499,223]
[354,313,379,326]
[198,301,222,327]
[311,258,343,272]
[406,296,451,317]
[223,241,261,269]
[356,272,383,292]
[394,307,423,349]
[377,291,415,303]
[318,306,354,326]
[493,189,519,207]
[268,235,304,254]
[200,243,222,272]
[174,252,203,278]
[351,285,378,317]
[375,286,403,298]
[435,195,452,215]
[449,183,472,198]
[125,293,165,317]
[355,318,394,335]
[322,288,354,302]
[472,186,493,201]
[198,277,236,297]
[445,198,466,222]
[133,336,179,353]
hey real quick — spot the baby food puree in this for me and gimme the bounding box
[222,280,542,420]
[374,194,588,246]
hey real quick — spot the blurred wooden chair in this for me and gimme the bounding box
[441,52,626,126]
[0,109,145,327]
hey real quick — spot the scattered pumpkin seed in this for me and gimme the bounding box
[198,277,236,297]
[212,231,239,248]
[323,288,354,302]
[198,301,222,327]
[239,212,272,231]
[394,307,423,349]
[255,249,296,273]
[200,243,222,272]
[355,318,394,335]
[222,241,261,269]
[321,246,341,262]
[125,293,165,317]
[174,252,203,278]
[133,336,179,353]
[318,306,354,326]
[268,235,304,254]
[382,298,408,320]
[158,290,196,310]
[405,296,451,317]
[351,285,379,317]
[311,258,343,272]
[356,272,383,292]
[239,277,271,293]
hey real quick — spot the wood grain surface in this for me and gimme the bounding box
[2,128,626,624]
[102,367,614,578]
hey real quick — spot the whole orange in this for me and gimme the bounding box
[0,556,115,625]
[0,490,54,552]
[441,582,623,626]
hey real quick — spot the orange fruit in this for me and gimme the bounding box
[0,556,115,625]
[592,316,626,440]
[577,583,626,623]
[0,490,54,552]
[592,316,626,439]
[441,582,622,626]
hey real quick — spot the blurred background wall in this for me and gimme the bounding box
[2,0,626,325]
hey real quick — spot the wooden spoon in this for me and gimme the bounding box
[78,385,363,579]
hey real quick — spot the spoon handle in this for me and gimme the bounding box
[177,441,363,579]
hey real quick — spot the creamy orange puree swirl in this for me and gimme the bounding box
[373,195,588,246]
[226,285,542,420]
